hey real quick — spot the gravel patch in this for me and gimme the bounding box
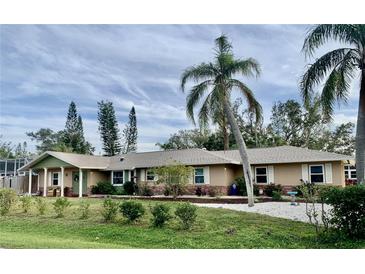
[195,202,332,223]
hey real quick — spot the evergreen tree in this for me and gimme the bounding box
[97,101,122,156]
[63,101,94,154]
[122,106,138,153]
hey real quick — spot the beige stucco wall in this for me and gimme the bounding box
[36,168,108,188]
[229,161,345,187]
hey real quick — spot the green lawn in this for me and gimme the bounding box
[0,198,364,248]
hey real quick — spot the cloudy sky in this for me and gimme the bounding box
[0,25,360,154]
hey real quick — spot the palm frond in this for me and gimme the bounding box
[229,79,263,124]
[229,58,261,78]
[215,35,232,54]
[198,93,212,130]
[186,80,212,124]
[181,63,217,92]
[300,48,354,104]
[303,24,360,57]
[320,49,359,119]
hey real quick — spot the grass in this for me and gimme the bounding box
[0,198,364,248]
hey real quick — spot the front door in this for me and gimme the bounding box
[72,171,87,195]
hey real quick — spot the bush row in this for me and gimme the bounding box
[0,189,197,230]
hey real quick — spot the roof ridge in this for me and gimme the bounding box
[202,149,240,164]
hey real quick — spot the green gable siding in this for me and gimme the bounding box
[32,156,74,169]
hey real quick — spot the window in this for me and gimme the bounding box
[344,165,356,179]
[309,165,324,183]
[112,171,124,185]
[146,170,156,181]
[255,167,268,184]
[194,168,205,184]
[52,172,60,186]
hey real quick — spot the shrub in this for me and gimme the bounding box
[175,202,197,230]
[20,195,33,213]
[195,187,202,196]
[155,163,193,198]
[115,186,126,195]
[137,182,153,196]
[120,200,145,222]
[208,187,218,197]
[271,191,283,201]
[323,185,365,239]
[264,184,282,197]
[91,181,116,195]
[123,181,137,195]
[53,197,71,218]
[35,197,47,215]
[232,177,260,196]
[79,199,91,219]
[163,187,170,196]
[150,203,171,227]
[0,188,17,216]
[101,198,119,222]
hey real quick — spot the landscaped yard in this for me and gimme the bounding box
[0,198,364,248]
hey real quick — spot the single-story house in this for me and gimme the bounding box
[19,145,355,197]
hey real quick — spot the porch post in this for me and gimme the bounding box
[43,168,48,197]
[28,168,32,195]
[37,173,40,192]
[60,167,64,197]
[79,169,83,198]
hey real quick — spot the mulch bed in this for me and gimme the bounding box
[88,194,275,204]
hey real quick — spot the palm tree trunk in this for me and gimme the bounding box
[356,68,365,184]
[222,97,255,206]
[222,117,229,150]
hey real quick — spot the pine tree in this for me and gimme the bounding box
[97,101,122,156]
[63,101,94,154]
[122,106,138,153]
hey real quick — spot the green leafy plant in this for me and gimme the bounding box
[137,182,153,196]
[150,203,171,228]
[35,197,47,215]
[271,191,283,201]
[79,199,91,219]
[323,185,365,239]
[101,198,119,222]
[232,177,260,196]
[264,184,283,197]
[123,181,137,195]
[53,197,71,218]
[155,163,193,198]
[19,195,32,213]
[91,181,116,195]
[175,202,197,230]
[0,188,17,216]
[120,200,145,222]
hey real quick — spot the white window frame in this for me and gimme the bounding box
[146,169,157,181]
[194,167,205,184]
[52,172,60,186]
[255,166,268,184]
[344,164,356,180]
[309,164,325,183]
[112,171,124,186]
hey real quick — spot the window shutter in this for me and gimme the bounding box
[251,166,255,183]
[140,169,146,181]
[325,163,333,183]
[301,164,309,183]
[268,165,274,184]
[204,166,210,184]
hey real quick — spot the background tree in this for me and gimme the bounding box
[26,128,68,153]
[63,101,94,154]
[300,24,365,183]
[156,129,209,150]
[0,136,14,158]
[320,122,356,155]
[181,35,263,206]
[122,106,138,153]
[97,101,122,156]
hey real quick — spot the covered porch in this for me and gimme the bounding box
[19,151,110,197]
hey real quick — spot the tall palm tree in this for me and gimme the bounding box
[300,24,365,184]
[181,35,262,206]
